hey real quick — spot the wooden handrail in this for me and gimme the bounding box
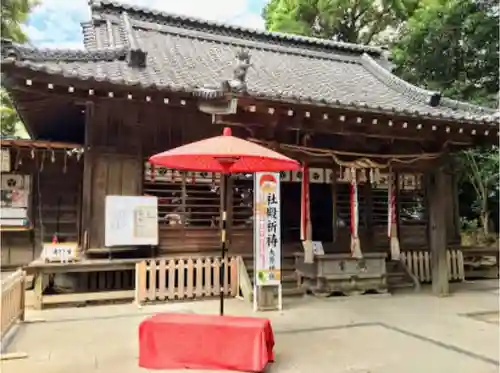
[1,269,26,341]
[236,257,253,302]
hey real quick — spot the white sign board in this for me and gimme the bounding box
[253,172,281,286]
[42,242,79,263]
[105,196,158,247]
[312,241,325,255]
[0,149,11,172]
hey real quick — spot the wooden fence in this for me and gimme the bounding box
[1,269,26,340]
[135,256,239,304]
[400,249,465,283]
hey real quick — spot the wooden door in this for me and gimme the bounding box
[88,153,142,249]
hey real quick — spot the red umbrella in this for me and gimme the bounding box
[150,127,299,173]
[149,127,300,315]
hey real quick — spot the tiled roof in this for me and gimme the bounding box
[1,0,497,124]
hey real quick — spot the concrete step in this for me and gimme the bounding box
[283,287,305,297]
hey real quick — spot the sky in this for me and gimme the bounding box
[25,0,268,49]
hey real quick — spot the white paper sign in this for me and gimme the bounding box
[105,196,158,247]
[312,241,325,255]
[0,149,11,172]
[254,172,281,286]
[42,242,79,263]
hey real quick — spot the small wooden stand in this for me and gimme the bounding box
[253,284,282,312]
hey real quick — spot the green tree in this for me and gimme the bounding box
[1,0,38,137]
[0,91,20,137]
[1,0,38,43]
[456,148,499,237]
[391,0,499,106]
[262,0,420,44]
[391,0,499,237]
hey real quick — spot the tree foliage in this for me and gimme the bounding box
[391,0,499,107]
[1,0,38,137]
[1,0,38,43]
[0,91,20,137]
[455,148,499,236]
[262,0,420,44]
[390,0,499,234]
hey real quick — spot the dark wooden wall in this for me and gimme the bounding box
[80,98,461,257]
[1,149,83,267]
[82,101,226,253]
[83,102,143,250]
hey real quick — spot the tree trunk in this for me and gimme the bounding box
[480,210,490,237]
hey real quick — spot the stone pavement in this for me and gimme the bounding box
[1,280,499,373]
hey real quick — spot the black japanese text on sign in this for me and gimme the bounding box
[266,192,278,271]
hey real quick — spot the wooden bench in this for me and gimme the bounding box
[25,258,140,309]
[461,247,499,279]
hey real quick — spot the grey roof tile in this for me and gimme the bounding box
[1,0,498,125]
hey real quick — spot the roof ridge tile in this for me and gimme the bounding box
[360,53,442,107]
[360,53,496,116]
[0,38,127,62]
[90,0,383,56]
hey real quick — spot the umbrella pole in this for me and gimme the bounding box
[219,173,228,316]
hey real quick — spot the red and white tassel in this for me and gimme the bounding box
[300,163,311,241]
[350,168,363,259]
[388,171,401,260]
[150,164,156,183]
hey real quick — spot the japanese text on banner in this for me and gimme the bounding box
[254,172,281,286]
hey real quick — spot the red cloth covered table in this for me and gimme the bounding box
[138,313,275,372]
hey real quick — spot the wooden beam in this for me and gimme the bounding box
[235,100,497,143]
[4,72,194,109]
[42,290,135,305]
[427,166,449,296]
[217,112,481,145]
[0,139,83,149]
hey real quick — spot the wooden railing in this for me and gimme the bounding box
[236,256,253,302]
[1,269,26,340]
[400,249,465,283]
[135,256,239,304]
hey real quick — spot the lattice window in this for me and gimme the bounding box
[336,183,367,228]
[372,188,389,227]
[231,174,253,228]
[143,166,221,227]
[398,174,427,226]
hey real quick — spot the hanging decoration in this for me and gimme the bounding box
[349,168,363,259]
[248,138,442,168]
[63,151,68,174]
[300,162,311,242]
[150,163,156,182]
[1,144,84,176]
[0,148,11,172]
[387,170,401,260]
[39,150,45,172]
[300,162,314,263]
[15,148,22,170]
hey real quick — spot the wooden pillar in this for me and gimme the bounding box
[80,102,94,252]
[427,167,449,296]
[364,181,373,251]
[444,171,457,244]
[394,171,402,250]
[451,171,462,244]
[331,166,338,243]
